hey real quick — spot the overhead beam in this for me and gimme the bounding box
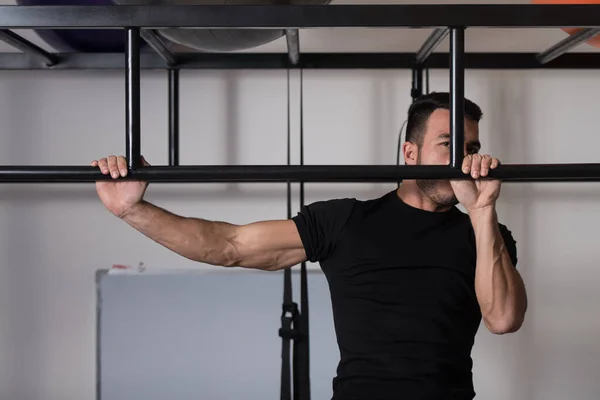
[0,5,600,29]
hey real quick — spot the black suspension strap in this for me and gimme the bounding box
[398,65,429,187]
[279,67,311,400]
[280,68,298,400]
[294,68,311,400]
[411,66,423,101]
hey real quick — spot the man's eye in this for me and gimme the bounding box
[441,142,450,146]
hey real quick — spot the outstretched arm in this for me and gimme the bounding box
[92,155,307,271]
[121,202,307,270]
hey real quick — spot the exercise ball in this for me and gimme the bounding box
[16,0,141,53]
[112,0,331,52]
[531,0,600,48]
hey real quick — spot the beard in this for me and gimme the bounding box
[415,151,458,208]
[415,179,458,207]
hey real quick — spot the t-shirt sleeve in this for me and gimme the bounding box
[291,198,356,263]
[499,223,518,268]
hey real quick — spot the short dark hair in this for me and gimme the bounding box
[405,92,483,146]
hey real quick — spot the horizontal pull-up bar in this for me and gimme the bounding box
[0,164,599,183]
[1,5,600,29]
[3,52,599,71]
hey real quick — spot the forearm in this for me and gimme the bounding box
[470,206,527,334]
[121,200,238,266]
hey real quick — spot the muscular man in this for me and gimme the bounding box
[92,92,527,400]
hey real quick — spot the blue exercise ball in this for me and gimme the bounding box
[16,0,141,53]
[112,0,331,52]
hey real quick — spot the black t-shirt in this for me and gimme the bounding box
[292,189,518,400]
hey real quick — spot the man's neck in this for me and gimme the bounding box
[396,181,453,213]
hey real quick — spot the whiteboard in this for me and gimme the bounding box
[96,268,339,400]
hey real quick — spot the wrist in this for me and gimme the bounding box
[468,205,497,228]
[120,200,147,220]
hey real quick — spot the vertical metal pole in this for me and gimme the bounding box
[449,27,465,169]
[126,28,141,170]
[168,68,180,166]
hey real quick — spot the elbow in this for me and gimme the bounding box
[188,241,240,268]
[218,244,241,268]
[483,312,525,335]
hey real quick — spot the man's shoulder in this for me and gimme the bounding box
[307,191,393,215]
[292,192,393,263]
[301,197,358,218]
[310,196,359,207]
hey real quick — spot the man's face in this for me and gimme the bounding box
[409,108,481,207]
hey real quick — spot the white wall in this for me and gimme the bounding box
[1,1,600,400]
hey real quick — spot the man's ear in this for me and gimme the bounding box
[403,142,418,165]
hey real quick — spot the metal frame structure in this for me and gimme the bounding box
[3,5,599,400]
[0,4,598,182]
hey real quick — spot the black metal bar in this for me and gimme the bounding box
[126,28,141,170]
[285,29,300,66]
[140,29,177,67]
[1,164,600,183]
[537,27,600,64]
[168,68,179,167]
[449,27,465,169]
[415,28,449,65]
[1,52,600,70]
[0,29,57,66]
[1,5,600,29]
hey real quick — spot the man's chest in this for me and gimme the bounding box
[327,213,477,277]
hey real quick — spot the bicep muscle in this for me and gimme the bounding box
[230,219,306,270]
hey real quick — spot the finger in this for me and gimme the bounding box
[107,155,120,179]
[462,155,472,175]
[140,155,151,167]
[90,160,98,167]
[97,158,109,175]
[117,156,128,177]
[490,157,500,169]
[470,154,482,179]
[480,154,492,177]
